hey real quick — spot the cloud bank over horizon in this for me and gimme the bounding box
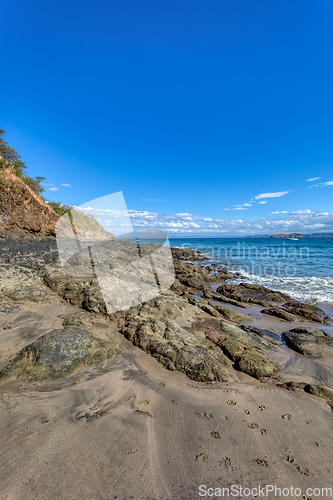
[75,205,333,237]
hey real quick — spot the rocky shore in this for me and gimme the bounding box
[1,235,333,498]
[1,237,332,391]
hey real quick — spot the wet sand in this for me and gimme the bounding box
[1,296,333,499]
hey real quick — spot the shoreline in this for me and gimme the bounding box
[0,235,333,498]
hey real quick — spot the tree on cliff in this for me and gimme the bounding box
[0,129,44,195]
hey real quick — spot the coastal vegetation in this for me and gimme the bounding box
[0,129,45,196]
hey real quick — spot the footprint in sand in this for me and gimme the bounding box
[219,457,233,471]
[258,405,265,411]
[244,409,251,415]
[195,453,209,462]
[195,412,214,419]
[159,382,166,387]
[256,458,269,467]
[247,423,259,429]
[124,447,138,455]
[247,423,266,435]
[227,400,237,405]
[286,456,309,476]
[281,413,292,420]
[211,431,221,439]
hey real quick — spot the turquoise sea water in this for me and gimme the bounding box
[169,237,333,304]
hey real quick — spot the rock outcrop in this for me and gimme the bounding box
[282,327,333,355]
[0,167,58,236]
[0,327,116,380]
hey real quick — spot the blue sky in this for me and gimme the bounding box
[1,0,333,236]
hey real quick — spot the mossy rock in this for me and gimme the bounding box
[0,327,117,381]
[210,303,254,324]
[219,339,246,361]
[236,351,276,379]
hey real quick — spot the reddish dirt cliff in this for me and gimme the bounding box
[0,167,58,236]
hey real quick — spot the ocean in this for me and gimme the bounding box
[169,237,333,304]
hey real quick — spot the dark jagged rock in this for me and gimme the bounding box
[240,325,282,344]
[179,276,211,294]
[261,307,295,322]
[282,327,333,355]
[216,283,289,307]
[0,327,116,380]
[171,247,207,261]
[40,267,107,313]
[211,292,248,308]
[281,301,332,325]
[208,302,254,324]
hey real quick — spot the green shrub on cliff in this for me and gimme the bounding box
[0,129,44,196]
[47,201,71,216]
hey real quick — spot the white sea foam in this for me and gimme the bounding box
[230,271,333,303]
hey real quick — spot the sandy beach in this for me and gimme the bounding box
[0,239,333,500]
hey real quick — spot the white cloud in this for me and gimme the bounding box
[305,177,320,182]
[308,180,333,189]
[253,191,290,200]
[259,201,267,205]
[243,203,252,207]
[48,187,59,191]
[291,209,312,215]
[224,207,247,211]
[71,206,333,236]
[62,183,72,187]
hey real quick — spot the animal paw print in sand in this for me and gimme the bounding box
[244,409,251,415]
[258,405,265,411]
[281,413,292,420]
[195,412,214,419]
[195,453,209,462]
[227,400,236,405]
[247,423,266,435]
[256,458,269,467]
[219,457,233,471]
[211,431,221,439]
[286,455,309,476]
[247,423,259,429]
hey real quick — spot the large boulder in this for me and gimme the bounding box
[0,327,116,380]
[119,292,233,382]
